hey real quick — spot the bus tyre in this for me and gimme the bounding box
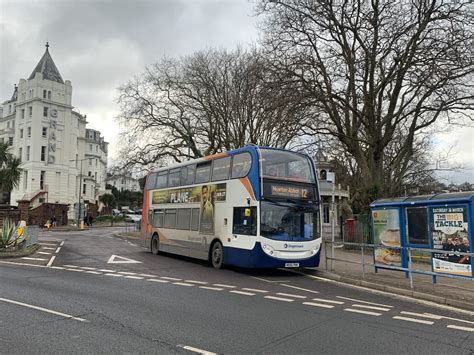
[210,241,224,269]
[151,234,159,255]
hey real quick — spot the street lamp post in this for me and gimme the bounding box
[71,157,87,228]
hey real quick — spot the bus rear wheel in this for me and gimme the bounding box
[151,234,159,255]
[210,241,224,269]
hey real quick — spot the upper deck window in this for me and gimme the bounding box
[212,157,231,181]
[195,162,211,184]
[168,168,181,187]
[181,165,195,186]
[231,152,252,179]
[260,149,315,183]
[145,173,157,190]
[156,171,168,188]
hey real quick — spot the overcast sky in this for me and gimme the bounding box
[1,0,472,183]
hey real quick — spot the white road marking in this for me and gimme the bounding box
[311,298,344,305]
[230,290,255,296]
[107,255,142,264]
[39,243,57,246]
[276,293,307,299]
[139,273,157,278]
[424,313,474,325]
[345,308,382,316]
[81,267,98,271]
[147,279,169,283]
[0,297,87,322]
[401,311,442,320]
[177,345,216,355]
[447,325,474,332]
[67,268,84,272]
[105,273,123,277]
[393,316,434,325]
[251,276,290,283]
[118,271,138,275]
[185,280,208,285]
[55,247,61,253]
[337,296,393,308]
[46,256,56,267]
[124,275,144,280]
[199,286,224,291]
[161,277,182,281]
[213,284,236,288]
[303,302,334,309]
[60,241,64,246]
[38,252,52,255]
[41,247,55,250]
[242,288,268,293]
[50,266,65,270]
[280,284,319,294]
[99,269,116,273]
[264,296,294,302]
[173,282,194,286]
[84,271,102,275]
[352,304,391,312]
[63,265,79,268]
[22,257,48,261]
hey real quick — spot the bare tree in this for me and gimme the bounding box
[258,0,473,208]
[116,47,309,169]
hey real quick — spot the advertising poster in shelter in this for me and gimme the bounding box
[372,209,401,266]
[431,206,471,277]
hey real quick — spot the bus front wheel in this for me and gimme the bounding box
[151,234,159,255]
[210,241,224,269]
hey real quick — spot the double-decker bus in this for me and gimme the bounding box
[141,146,321,269]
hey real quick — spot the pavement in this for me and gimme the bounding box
[305,242,474,311]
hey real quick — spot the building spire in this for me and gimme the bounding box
[28,42,64,83]
[45,41,49,51]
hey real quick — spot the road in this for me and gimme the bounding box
[1,227,473,354]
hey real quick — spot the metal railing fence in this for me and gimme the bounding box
[23,226,40,247]
[324,240,473,288]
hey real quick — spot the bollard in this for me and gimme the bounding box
[407,248,414,289]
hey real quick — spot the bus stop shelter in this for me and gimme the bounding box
[370,192,473,281]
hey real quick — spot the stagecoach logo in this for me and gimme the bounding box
[284,243,304,249]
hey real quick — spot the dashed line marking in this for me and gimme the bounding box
[66,268,84,272]
[276,293,306,299]
[344,308,382,316]
[424,313,474,325]
[118,271,138,275]
[0,297,88,323]
[173,282,194,286]
[199,286,224,291]
[230,290,255,296]
[46,256,56,267]
[41,247,55,250]
[447,325,474,332]
[242,288,268,293]
[213,284,236,288]
[63,265,79,268]
[84,271,102,275]
[303,302,334,309]
[99,269,116,273]
[337,296,393,308]
[352,304,391,312]
[22,257,48,261]
[55,247,61,253]
[161,277,182,281]
[38,252,52,255]
[185,280,208,285]
[280,284,319,294]
[60,241,64,246]
[124,275,144,280]
[105,273,123,277]
[264,296,294,302]
[147,279,169,283]
[401,311,442,320]
[39,243,57,246]
[393,316,434,325]
[81,267,98,271]
[311,298,344,305]
[139,273,157,278]
[50,266,65,270]
[177,345,216,355]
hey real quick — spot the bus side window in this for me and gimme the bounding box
[145,173,157,190]
[152,211,163,228]
[195,162,212,183]
[164,209,177,229]
[233,207,257,236]
[231,152,252,179]
[191,208,200,231]
[181,165,195,186]
[212,157,231,181]
[156,171,168,188]
[168,168,181,187]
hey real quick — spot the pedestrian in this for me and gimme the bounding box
[51,216,57,228]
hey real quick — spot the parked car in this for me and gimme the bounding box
[124,214,142,223]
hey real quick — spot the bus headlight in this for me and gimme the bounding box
[262,244,275,256]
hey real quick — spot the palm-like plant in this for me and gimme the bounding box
[0,218,19,249]
[0,142,22,195]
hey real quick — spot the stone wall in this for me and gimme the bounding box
[0,207,21,227]
[17,200,69,226]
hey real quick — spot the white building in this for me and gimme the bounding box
[0,43,108,218]
[106,173,141,192]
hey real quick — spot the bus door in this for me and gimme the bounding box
[232,206,258,247]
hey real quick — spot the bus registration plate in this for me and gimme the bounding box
[285,263,299,268]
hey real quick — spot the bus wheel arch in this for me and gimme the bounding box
[151,233,160,255]
[209,239,224,269]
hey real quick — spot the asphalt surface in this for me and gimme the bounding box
[1,227,473,354]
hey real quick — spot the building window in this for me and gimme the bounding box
[95,159,97,167]
[8,137,13,146]
[20,129,23,139]
[89,159,92,166]
[19,148,22,162]
[75,154,78,168]
[88,171,91,177]
[83,184,86,194]
[27,127,31,137]
[89,144,92,151]
[41,146,46,161]
[23,171,28,189]
[323,205,330,224]
[43,90,47,99]
[48,91,51,100]
[40,171,45,190]
[21,109,25,119]
[7,121,9,129]
[26,146,30,161]
[42,127,47,138]
[43,107,48,117]
[94,172,97,181]
[96,146,98,152]
[29,106,32,117]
